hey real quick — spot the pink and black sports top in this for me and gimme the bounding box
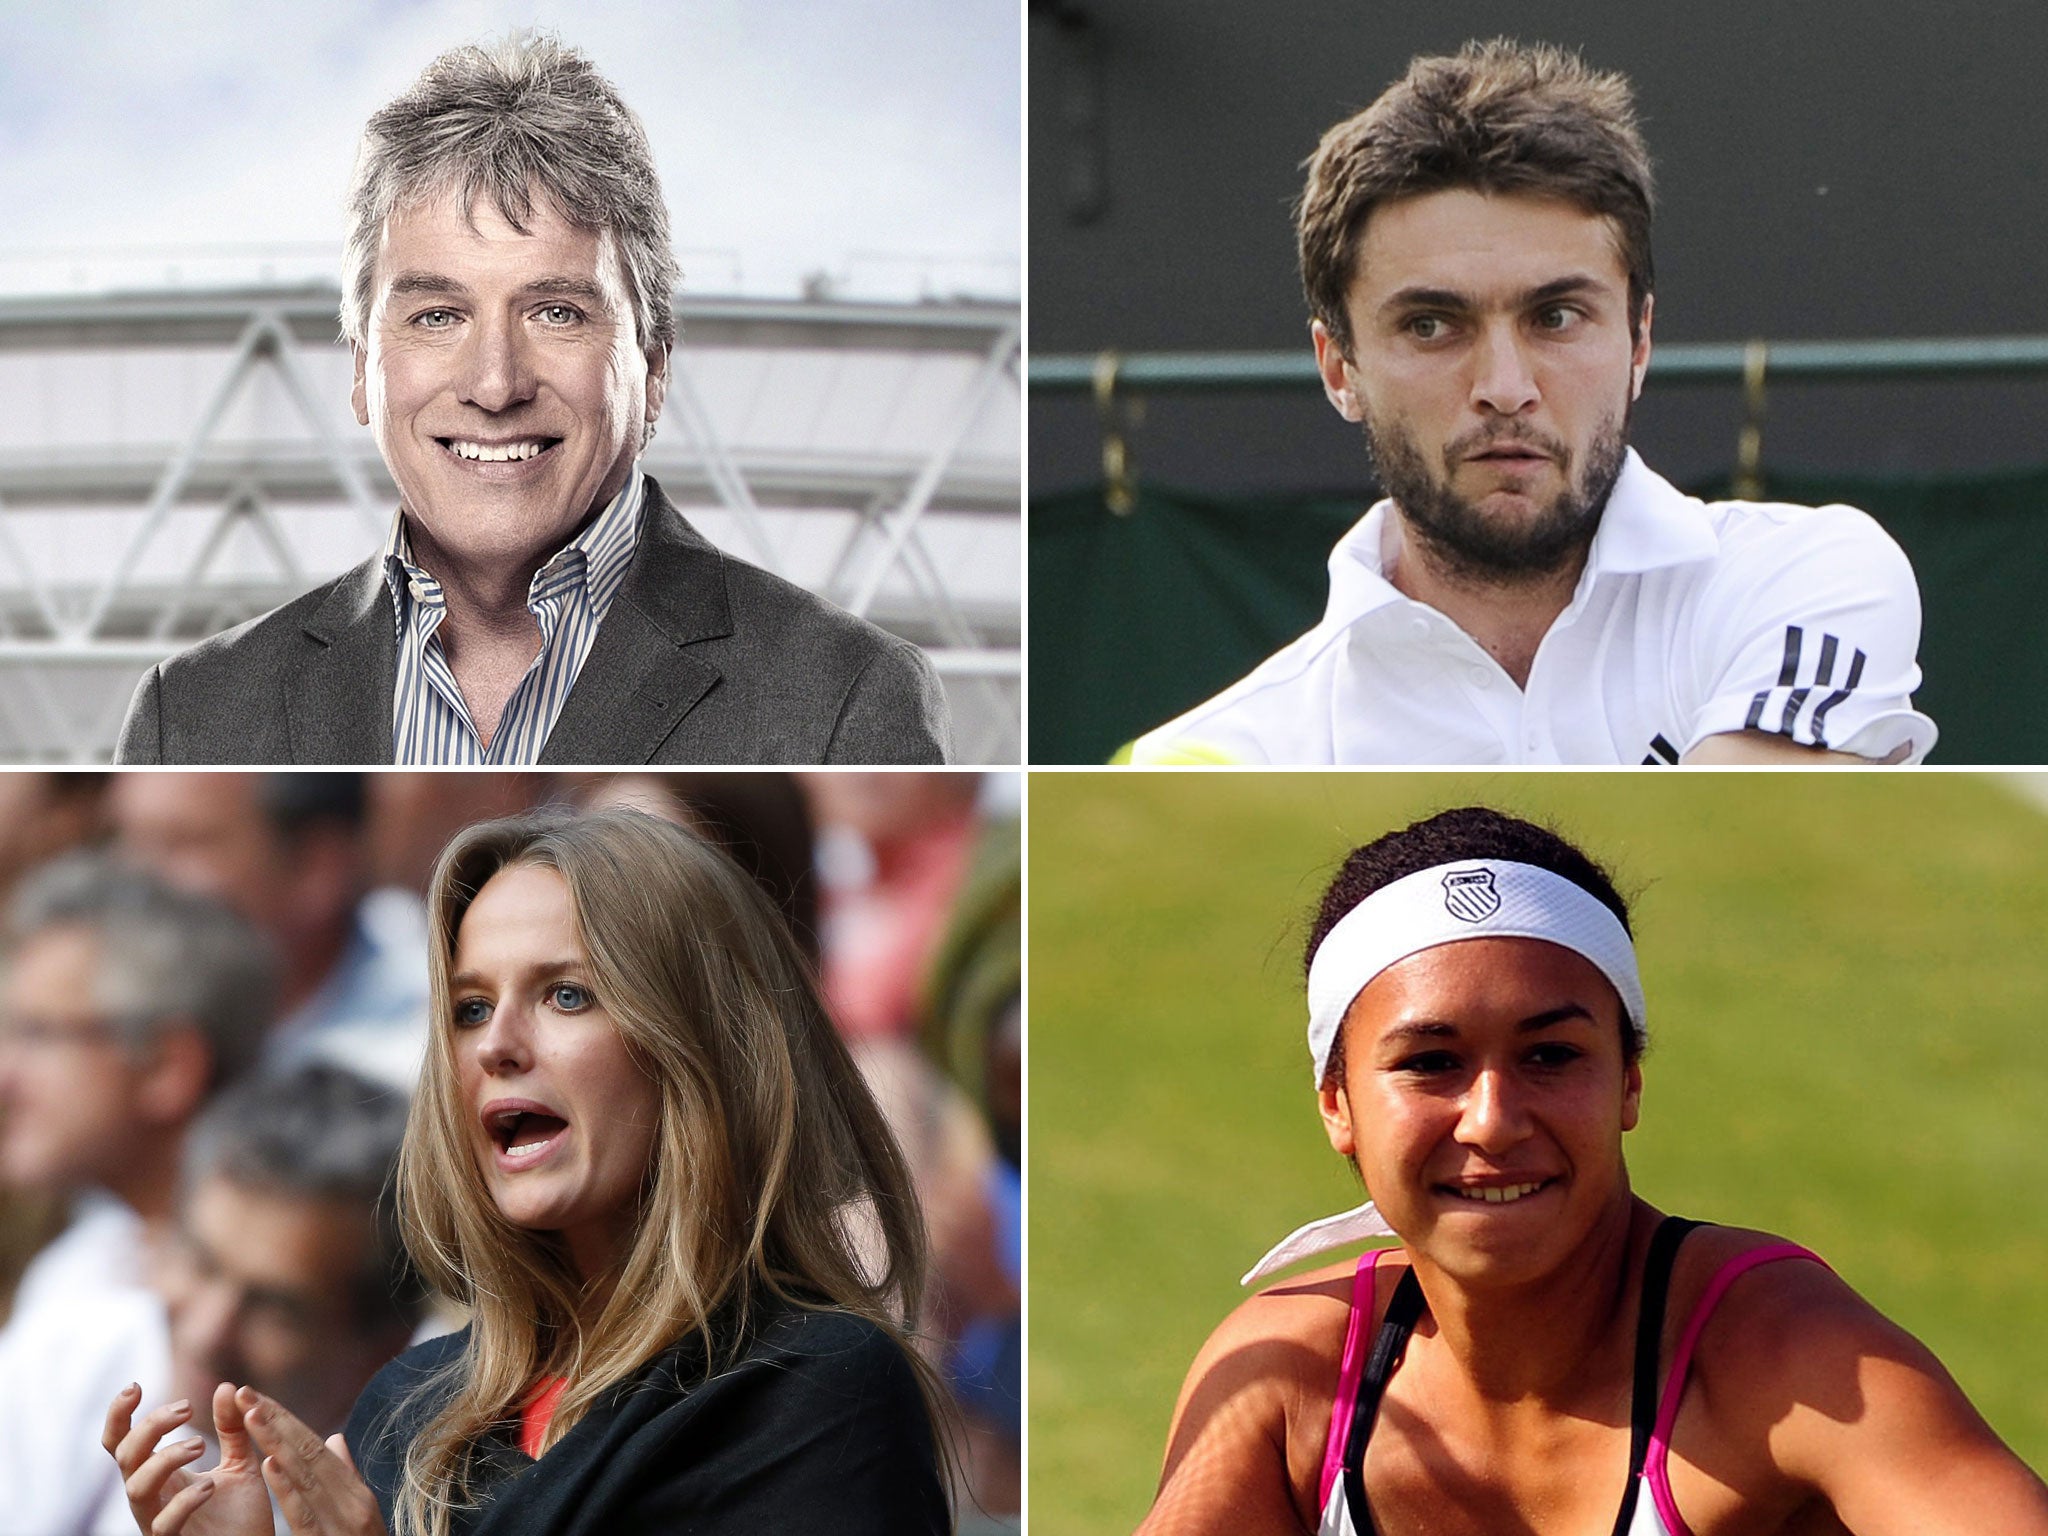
[1316,1218,1825,1536]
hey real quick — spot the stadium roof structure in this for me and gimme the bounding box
[0,283,1019,762]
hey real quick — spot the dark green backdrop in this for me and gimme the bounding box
[1029,467,2048,765]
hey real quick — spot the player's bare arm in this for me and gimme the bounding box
[1681,731,1906,765]
[1671,1249,2048,1534]
[1139,1268,1355,1536]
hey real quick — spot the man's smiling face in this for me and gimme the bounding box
[352,187,667,579]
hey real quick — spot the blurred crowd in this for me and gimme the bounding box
[0,771,1020,1536]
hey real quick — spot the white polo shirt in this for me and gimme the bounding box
[1127,450,1936,765]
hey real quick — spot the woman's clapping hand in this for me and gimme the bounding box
[104,1381,385,1536]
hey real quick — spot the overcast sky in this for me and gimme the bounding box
[0,0,1018,301]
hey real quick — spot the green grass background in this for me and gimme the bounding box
[1029,772,2048,1533]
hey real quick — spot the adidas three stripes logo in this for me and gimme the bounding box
[1743,625,1864,748]
[1642,624,1866,762]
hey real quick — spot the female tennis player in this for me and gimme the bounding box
[106,808,949,1536]
[1139,807,2048,1536]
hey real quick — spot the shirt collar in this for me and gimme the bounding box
[532,466,644,622]
[1322,447,1721,625]
[1579,448,1720,576]
[380,466,645,625]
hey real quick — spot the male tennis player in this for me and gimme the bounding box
[1128,41,1933,765]
[1139,808,2048,1534]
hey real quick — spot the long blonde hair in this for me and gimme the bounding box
[390,809,931,1536]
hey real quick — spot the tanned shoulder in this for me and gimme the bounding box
[1138,1255,1376,1536]
[1668,1227,2048,1535]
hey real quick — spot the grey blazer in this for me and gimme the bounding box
[114,480,953,764]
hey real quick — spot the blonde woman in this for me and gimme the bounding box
[106,809,949,1535]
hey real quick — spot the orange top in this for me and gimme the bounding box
[519,1377,569,1460]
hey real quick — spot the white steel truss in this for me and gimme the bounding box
[0,286,1019,762]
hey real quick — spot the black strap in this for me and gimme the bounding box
[1608,1216,1702,1536]
[1338,1219,1707,1536]
[1340,1264,1425,1534]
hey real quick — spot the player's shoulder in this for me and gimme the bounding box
[1196,1252,1390,1385]
[1175,1254,1389,1478]
[1675,1224,1904,1414]
[1696,494,1916,586]
[1672,495,1925,663]
[1126,626,1351,764]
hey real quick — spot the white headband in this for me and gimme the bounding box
[1243,860,1644,1288]
[1305,860,1644,1088]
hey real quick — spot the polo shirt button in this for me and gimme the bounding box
[1468,665,1491,688]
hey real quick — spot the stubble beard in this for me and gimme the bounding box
[1362,403,1632,586]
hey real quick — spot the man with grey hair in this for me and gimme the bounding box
[148,1067,429,1482]
[15,1066,430,1535]
[116,31,952,765]
[0,855,278,1530]
[0,852,276,1327]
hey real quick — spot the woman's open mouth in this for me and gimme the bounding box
[486,1105,570,1170]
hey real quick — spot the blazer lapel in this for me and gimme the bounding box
[541,482,731,764]
[286,556,399,764]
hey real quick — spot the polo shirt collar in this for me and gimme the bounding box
[1581,448,1720,575]
[1322,446,1720,626]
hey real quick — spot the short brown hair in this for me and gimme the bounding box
[1297,38,1654,356]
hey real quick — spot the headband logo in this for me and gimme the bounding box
[1441,868,1499,923]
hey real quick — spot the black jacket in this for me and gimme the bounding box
[114,478,953,764]
[344,1307,949,1535]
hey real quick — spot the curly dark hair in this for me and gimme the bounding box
[1306,806,1637,1084]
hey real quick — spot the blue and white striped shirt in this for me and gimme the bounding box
[382,470,645,764]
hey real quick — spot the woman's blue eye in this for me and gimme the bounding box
[550,982,592,1011]
[454,997,491,1027]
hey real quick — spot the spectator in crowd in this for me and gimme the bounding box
[0,774,111,1323]
[0,855,275,1533]
[111,773,427,1093]
[160,1063,431,1447]
[0,774,109,899]
[108,809,947,1535]
[919,816,1021,1521]
[363,773,543,898]
[804,772,982,1040]
[13,1065,426,1535]
[572,772,821,964]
